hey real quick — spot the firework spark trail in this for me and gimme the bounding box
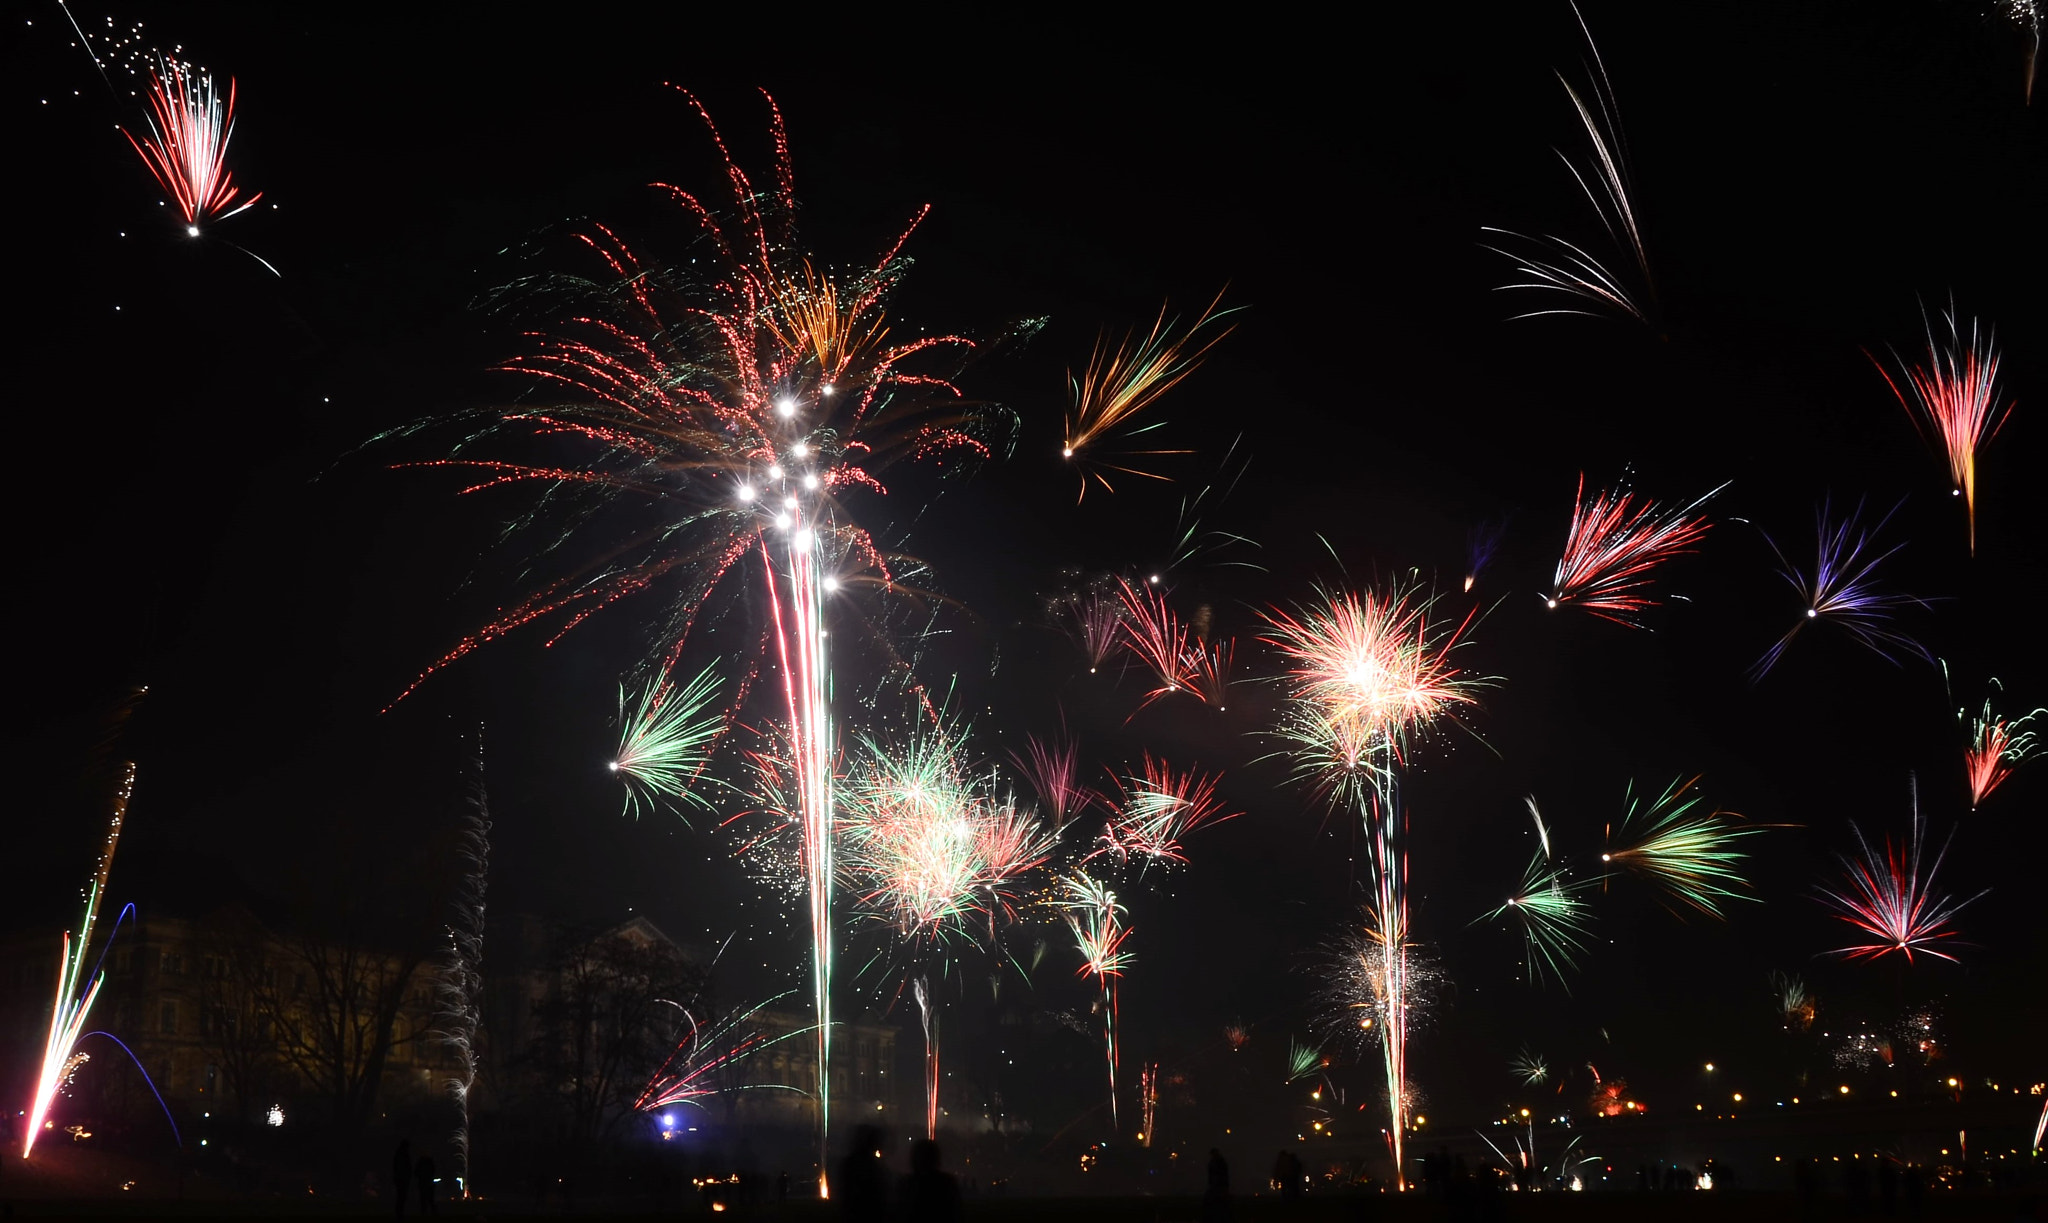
[2011,1,2043,104]
[612,664,726,818]
[431,741,489,1198]
[1480,799,1596,989]
[1091,756,1238,870]
[1482,4,1655,324]
[24,763,134,1159]
[1769,971,1815,1033]
[1312,796,1432,1191]
[1061,875,1133,1131]
[1873,309,2015,554]
[1011,732,1090,829]
[389,95,1014,1187]
[1544,474,1722,625]
[1062,293,1234,499]
[1137,1062,1158,1146]
[122,54,260,235]
[1751,500,1930,680]
[1604,776,1762,919]
[914,977,939,1138]
[1116,578,1200,710]
[1960,681,2043,808]
[1820,794,1986,963]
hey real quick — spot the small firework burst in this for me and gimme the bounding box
[1769,971,1816,1033]
[1053,576,1126,674]
[1872,308,2014,554]
[612,664,726,818]
[1959,681,2044,808]
[1544,474,1722,626]
[1481,798,1598,988]
[1010,732,1090,829]
[122,53,262,235]
[1062,293,1235,498]
[1510,1046,1551,1086]
[1752,501,1929,680]
[1287,1037,1326,1083]
[1603,777,1762,919]
[1093,756,1238,869]
[1819,794,1986,964]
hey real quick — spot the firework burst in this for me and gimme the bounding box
[1062,293,1234,499]
[1482,5,1656,324]
[431,743,489,1197]
[1603,777,1762,919]
[1769,971,1816,1033]
[611,664,726,818]
[1872,309,2014,554]
[1481,799,1596,989]
[1054,577,1126,674]
[1010,732,1090,829]
[1061,874,1133,1130]
[1960,681,2043,808]
[1545,473,1722,625]
[1287,1037,1327,1083]
[389,93,1015,1183]
[122,53,261,236]
[1093,756,1238,870]
[1510,1046,1551,1086]
[636,996,809,1114]
[1819,796,1985,964]
[1751,500,1930,680]
[1263,583,1484,807]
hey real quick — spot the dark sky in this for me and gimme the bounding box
[4,1,2042,1145]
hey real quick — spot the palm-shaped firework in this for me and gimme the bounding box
[1751,501,1929,681]
[1959,681,2044,809]
[1061,294,1234,499]
[1545,473,1723,626]
[390,92,1016,1177]
[1062,874,1133,1130]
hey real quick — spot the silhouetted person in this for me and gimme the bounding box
[1846,1156,1873,1211]
[414,1154,438,1215]
[1271,1149,1303,1201]
[1796,1157,1819,1212]
[898,1138,960,1223]
[836,1125,888,1223]
[1201,1148,1232,1222]
[1903,1163,1924,1216]
[392,1139,412,1218]
[778,1169,791,1202]
[1879,1157,1899,1215]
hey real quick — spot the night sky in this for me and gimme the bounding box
[5,1,2042,1145]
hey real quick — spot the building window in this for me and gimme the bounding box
[159,1001,178,1035]
[159,951,185,976]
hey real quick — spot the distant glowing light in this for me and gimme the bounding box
[791,442,809,458]
[265,1104,284,1127]
[776,397,798,417]
[773,513,792,530]
[803,473,820,490]
[185,224,199,237]
[769,465,785,480]
[737,485,755,502]
[823,577,840,592]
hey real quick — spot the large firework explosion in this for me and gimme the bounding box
[388,92,1020,1186]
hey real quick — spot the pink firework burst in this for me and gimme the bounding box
[1962,684,2043,809]
[1819,800,1985,964]
[1545,473,1724,626]
[122,55,261,234]
[1010,731,1092,829]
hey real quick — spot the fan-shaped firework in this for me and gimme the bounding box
[1054,576,1125,674]
[1545,474,1722,625]
[1820,800,1986,964]
[1263,583,1484,807]
[1769,971,1815,1033]
[1062,293,1233,499]
[1011,732,1089,829]
[1751,500,1930,680]
[1961,682,2043,808]
[1287,1037,1326,1083]
[1482,5,1655,324]
[1481,800,1597,989]
[1872,309,2014,554]
[122,54,261,236]
[611,664,726,818]
[1062,874,1132,1129]
[1093,756,1238,869]
[1117,577,1200,710]
[389,93,1015,1181]
[1603,777,1761,919]
[1510,1046,1551,1086]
